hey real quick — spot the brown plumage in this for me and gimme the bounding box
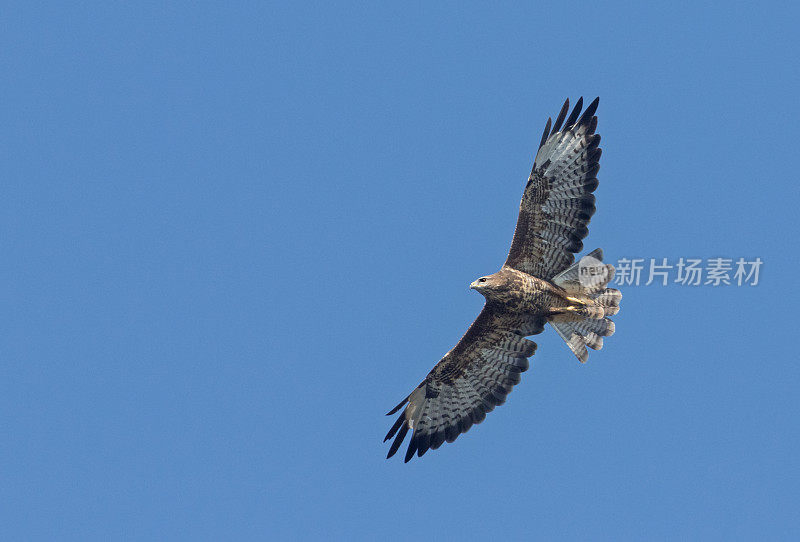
[385,97,622,462]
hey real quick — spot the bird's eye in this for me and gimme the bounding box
[479,278,487,283]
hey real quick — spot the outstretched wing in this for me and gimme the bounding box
[384,307,545,462]
[504,97,602,280]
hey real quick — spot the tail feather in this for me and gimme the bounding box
[594,288,621,316]
[551,318,615,363]
[552,322,591,363]
[550,249,621,362]
[552,248,616,295]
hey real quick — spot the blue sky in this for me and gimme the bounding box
[2,2,798,540]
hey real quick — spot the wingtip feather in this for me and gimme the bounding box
[551,98,570,133]
[386,397,407,416]
[539,117,552,149]
[386,424,408,459]
[404,435,418,463]
[579,97,600,127]
[564,97,583,130]
[384,412,406,442]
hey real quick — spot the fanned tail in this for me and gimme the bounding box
[550,248,621,362]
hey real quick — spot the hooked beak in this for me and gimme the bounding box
[469,280,480,290]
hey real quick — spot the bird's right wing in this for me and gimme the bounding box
[384,306,545,462]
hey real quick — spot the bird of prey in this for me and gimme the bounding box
[385,97,621,463]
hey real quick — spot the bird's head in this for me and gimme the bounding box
[469,270,515,301]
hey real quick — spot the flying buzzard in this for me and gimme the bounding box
[385,97,622,462]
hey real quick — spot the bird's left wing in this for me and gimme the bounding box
[504,97,602,280]
[385,306,545,462]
